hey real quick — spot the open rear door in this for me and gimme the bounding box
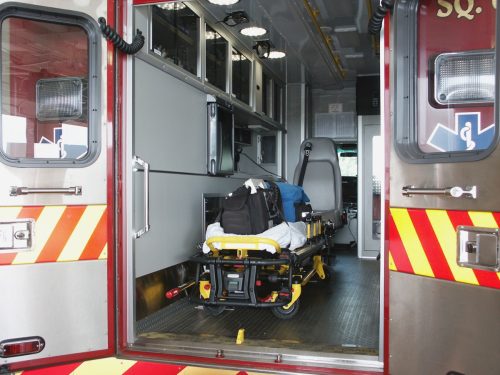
[0,2,113,371]
[389,1,500,374]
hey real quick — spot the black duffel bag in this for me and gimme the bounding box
[220,183,282,235]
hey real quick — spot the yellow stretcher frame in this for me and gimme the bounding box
[205,236,282,258]
[200,236,329,312]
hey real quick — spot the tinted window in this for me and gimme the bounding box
[232,48,250,105]
[205,25,227,91]
[151,3,199,76]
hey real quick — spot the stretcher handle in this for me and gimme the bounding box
[206,236,281,253]
[133,156,150,239]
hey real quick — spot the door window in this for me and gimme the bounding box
[0,10,100,166]
[395,0,497,162]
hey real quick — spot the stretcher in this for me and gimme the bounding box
[187,218,331,319]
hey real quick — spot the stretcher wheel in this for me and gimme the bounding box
[271,299,300,319]
[205,305,226,316]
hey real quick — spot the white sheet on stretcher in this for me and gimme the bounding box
[203,221,307,254]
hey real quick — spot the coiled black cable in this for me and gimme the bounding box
[98,17,145,55]
[368,0,395,35]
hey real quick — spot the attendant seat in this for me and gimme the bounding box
[293,137,343,229]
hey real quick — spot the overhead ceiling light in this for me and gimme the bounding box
[221,11,249,27]
[205,30,221,40]
[232,53,247,61]
[208,0,240,5]
[240,26,267,37]
[158,2,186,11]
[268,50,286,59]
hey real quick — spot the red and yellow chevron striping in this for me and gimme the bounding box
[14,357,267,375]
[0,205,107,265]
[389,208,500,289]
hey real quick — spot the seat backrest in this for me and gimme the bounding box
[293,137,343,217]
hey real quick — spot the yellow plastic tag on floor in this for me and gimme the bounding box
[236,328,245,345]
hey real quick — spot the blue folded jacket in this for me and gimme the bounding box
[275,182,310,222]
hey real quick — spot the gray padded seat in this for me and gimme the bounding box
[293,137,343,229]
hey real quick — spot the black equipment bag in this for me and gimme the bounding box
[220,182,283,235]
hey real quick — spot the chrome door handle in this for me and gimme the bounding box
[133,156,150,239]
[10,186,82,196]
[402,185,477,199]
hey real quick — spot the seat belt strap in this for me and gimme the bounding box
[297,142,312,187]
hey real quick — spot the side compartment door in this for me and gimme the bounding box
[389,1,500,374]
[0,2,112,370]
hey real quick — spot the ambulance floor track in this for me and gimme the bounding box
[136,248,380,355]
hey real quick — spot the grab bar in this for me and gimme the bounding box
[402,185,477,199]
[133,156,150,239]
[10,186,82,196]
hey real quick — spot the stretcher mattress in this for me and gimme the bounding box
[203,221,307,254]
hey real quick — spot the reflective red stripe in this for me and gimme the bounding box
[408,209,454,280]
[80,207,108,260]
[388,214,414,273]
[19,362,82,374]
[36,206,86,263]
[123,362,185,374]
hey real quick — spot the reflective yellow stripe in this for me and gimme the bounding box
[57,205,106,262]
[99,243,108,260]
[389,251,397,271]
[0,206,22,219]
[468,211,498,228]
[13,206,65,265]
[390,208,434,277]
[70,358,136,375]
[426,210,478,285]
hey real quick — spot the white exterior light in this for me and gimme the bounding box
[240,26,267,37]
[268,50,286,59]
[207,0,240,5]
[434,50,494,105]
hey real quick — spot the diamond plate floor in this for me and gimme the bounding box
[137,248,380,355]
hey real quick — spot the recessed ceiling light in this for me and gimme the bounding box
[158,2,186,11]
[268,51,286,59]
[208,0,240,5]
[206,30,221,40]
[240,26,267,37]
